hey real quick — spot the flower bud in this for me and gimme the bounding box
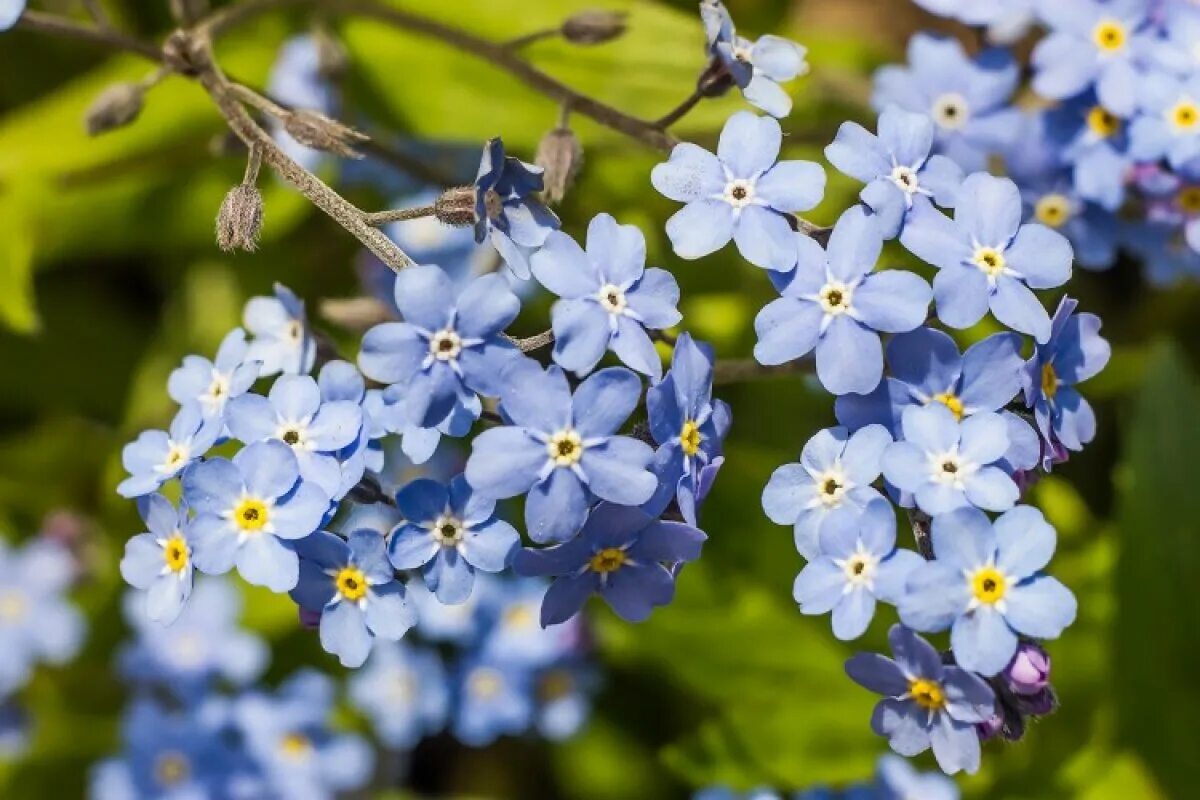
[561,10,628,45]
[536,127,583,205]
[283,109,368,159]
[1004,642,1051,696]
[216,184,264,253]
[299,606,321,630]
[976,711,1005,742]
[85,83,144,137]
[434,186,479,227]
[1015,687,1058,717]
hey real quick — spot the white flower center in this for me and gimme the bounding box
[811,466,851,508]
[890,165,920,195]
[276,421,311,450]
[596,283,627,315]
[468,667,504,699]
[972,246,1007,278]
[158,441,191,474]
[429,328,462,361]
[818,282,854,316]
[432,515,464,547]
[723,178,756,209]
[547,428,585,467]
[929,450,977,488]
[836,544,880,590]
[204,371,230,408]
[931,93,971,131]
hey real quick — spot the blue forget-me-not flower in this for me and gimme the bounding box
[117,403,221,498]
[473,137,560,280]
[244,283,317,377]
[700,1,809,118]
[120,494,196,625]
[167,327,259,419]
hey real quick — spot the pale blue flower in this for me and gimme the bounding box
[120,494,196,625]
[117,403,221,498]
[243,283,317,376]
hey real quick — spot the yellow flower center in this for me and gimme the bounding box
[908,678,946,711]
[0,591,28,622]
[971,566,1008,605]
[589,547,627,574]
[163,534,189,573]
[162,443,189,472]
[539,669,574,701]
[287,320,304,342]
[1035,194,1072,228]
[932,392,965,421]
[1093,19,1127,53]
[335,566,368,602]
[503,603,536,629]
[232,498,269,533]
[1085,106,1121,138]
[154,752,190,786]
[1170,99,1200,131]
[1179,187,1200,215]
[680,419,703,457]
[468,667,504,699]
[279,732,312,760]
[547,429,584,467]
[972,247,1007,277]
[1041,362,1059,400]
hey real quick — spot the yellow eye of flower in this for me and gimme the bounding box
[972,247,1006,277]
[589,547,627,574]
[908,678,946,711]
[931,392,965,421]
[1041,362,1059,400]
[1178,187,1200,215]
[154,752,190,786]
[233,498,269,533]
[972,567,1008,605]
[335,566,368,602]
[468,667,504,698]
[1086,106,1121,138]
[0,591,28,622]
[163,534,189,573]
[1035,194,1072,228]
[547,429,585,467]
[680,420,703,456]
[1093,19,1127,53]
[279,733,312,759]
[1171,100,1200,131]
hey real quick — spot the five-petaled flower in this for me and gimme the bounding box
[700,0,809,118]
[167,328,259,419]
[243,283,317,377]
[117,403,221,498]
[120,494,196,625]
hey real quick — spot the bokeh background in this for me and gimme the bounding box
[0,0,1197,797]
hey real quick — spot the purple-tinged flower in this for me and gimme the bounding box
[117,403,220,498]
[645,333,731,526]
[243,283,317,377]
[359,264,520,429]
[825,105,964,238]
[873,34,1021,171]
[1022,296,1110,468]
[532,213,681,380]
[182,440,330,592]
[762,424,892,560]
[1128,71,1200,168]
[846,625,995,775]
[473,137,560,279]
[900,505,1077,676]
[167,328,259,418]
[901,172,1073,342]
[754,206,932,394]
[291,530,416,668]
[882,405,1019,515]
[120,495,195,625]
[1004,641,1051,696]
[1138,164,1200,254]
[651,111,825,271]
[700,1,809,118]
[387,476,520,604]
[1,0,25,32]
[875,753,961,800]
[515,503,705,625]
[465,363,657,543]
[1032,0,1149,117]
[793,499,922,640]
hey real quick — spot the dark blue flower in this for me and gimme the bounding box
[513,503,705,625]
[531,213,681,379]
[473,137,560,279]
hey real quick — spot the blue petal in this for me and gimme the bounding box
[393,264,455,331]
[650,143,725,202]
[933,265,991,330]
[465,426,546,498]
[853,271,932,333]
[525,469,589,544]
[951,608,1017,676]
[580,438,657,506]
[832,589,876,640]
[994,505,1056,578]
[551,299,611,376]
[989,276,1051,342]
[235,533,299,592]
[320,600,372,667]
[733,206,799,271]
[456,274,521,339]
[572,368,642,438]
[753,298,822,365]
[899,562,967,632]
[826,120,890,182]
[718,111,782,177]
[1004,576,1077,638]
[531,230,597,298]
[816,318,883,396]
[756,160,826,212]
[358,322,426,385]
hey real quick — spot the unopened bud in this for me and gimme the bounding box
[314,28,350,82]
[976,711,1005,742]
[434,186,479,227]
[1004,642,1051,696]
[283,109,369,159]
[216,184,264,253]
[85,83,144,136]
[536,128,583,205]
[561,10,628,45]
[299,606,322,630]
[1015,686,1058,717]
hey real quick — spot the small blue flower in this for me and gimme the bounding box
[901,172,1073,342]
[182,440,330,592]
[368,384,477,467]
[700,1,809,118]
[120,494,196,625]
[1022,296,1111,468]
[531,213,681,379]
[846,624,995,775]
[513,503,705,625]
[0,0,24,32]
[452,657,535,746]
[914,0,1031,32]
[243,283,317,376]
[465,363,657,543]
[1043,93,1131,212]
[793,499,922,640]
[317,360,376,495]
[0,539,83,698]
[873,33,1021,171]
[826,105,965,238]
[388,476,520,605]
[754,206,932,394]
[117,403,221,498]
[359,264,520,429]
[1031,0,1148,117]
[899,505,1078,676]
[651,111,825,271]
[348,641,448,749]
[291,530,416,668]
[875,753,960,800]
[1128,70,1200,168]
[167,328,259,418]
[226,373,363,499]
[762,424,892,560]
[882,405,1019,515]
[473,137,560,279]
[645,333,732,526]
[535,663,595,740]
[482,577,583,666]
[408,573,495,644]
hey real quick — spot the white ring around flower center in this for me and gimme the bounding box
[890,165,921,195]
[159,442,191,474]
[818,282,854,316]
[275,421,311,450]
[723,178,756,209]
[432,515,465,547]
[547,428,585,467]
[429,328,463,361]
[813,466,851,507]
[931,93,971,131]
[837,545,879,589]
[929,450,977,488]
[596,283,628,315]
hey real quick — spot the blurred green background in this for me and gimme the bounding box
[1,0,1197,797]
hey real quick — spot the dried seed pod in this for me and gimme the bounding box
[216,184,264,253]
[85,83,144,136]
[434,186,479,227]
[561,10,628,45]
[536,127,583,205]
[283,109,369,159]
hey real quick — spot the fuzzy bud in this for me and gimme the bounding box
[216,184,264,253]
[435,186,479,227]
[536,128,583,205]
[85,83,144,137]
[283,109,369,159]
[561,10,628,45]
[1004,642,1051,696]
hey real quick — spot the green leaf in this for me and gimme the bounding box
[1113,340,1200,797]
[0,189,39,333]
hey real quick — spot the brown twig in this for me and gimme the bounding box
[14,10,163,61]
[712,358,810,385]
